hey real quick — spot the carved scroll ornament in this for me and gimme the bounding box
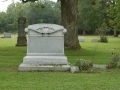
[36,27,55,34]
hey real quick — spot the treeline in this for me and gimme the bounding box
[0,0,61,33]
[78,0,120,35]
[0,0,120,35]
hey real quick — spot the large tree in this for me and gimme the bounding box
[61,0,81,49]
[21,0,81,49]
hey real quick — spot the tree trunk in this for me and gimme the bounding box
[83,29,86,35]
[61,0,81,49]
[113,29,118,37]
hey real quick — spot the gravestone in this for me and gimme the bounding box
[16,17,27,46]
[3,32,11,38]
[91,39,98,42]
[93,64,107,69]
[18,24,70,71]
[78,37,85,42]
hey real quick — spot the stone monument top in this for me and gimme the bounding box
[25,24,66,36]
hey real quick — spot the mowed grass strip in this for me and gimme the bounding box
[0,35,120,90]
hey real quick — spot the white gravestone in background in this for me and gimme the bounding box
[3,32,11,38]
[18,24,70,71]
[78,37,85,42]
[91,39,98,42]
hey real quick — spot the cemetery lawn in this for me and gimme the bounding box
[0,35,120,90]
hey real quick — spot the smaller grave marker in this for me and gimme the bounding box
[1,32,12,38]
[91,39,98,42]
[78,37,85,42]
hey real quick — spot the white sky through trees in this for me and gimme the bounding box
[0,0,57,12]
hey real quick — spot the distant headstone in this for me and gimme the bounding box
[91,39,98,42]
[92,64,107,69]
[16,17,27,46]
[3,32,11,38]
[18,24,70,71]
[78,37,85,42]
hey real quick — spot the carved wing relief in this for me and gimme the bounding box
[26,24,67,34]
[36,27,55,34]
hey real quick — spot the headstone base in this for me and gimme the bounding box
[16,37,27,46]
[19,64,70,71]
[18,56,70,71]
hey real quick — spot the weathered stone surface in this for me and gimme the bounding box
[16,17,27,46]
[16,37,27,46]
[18,24,70,71]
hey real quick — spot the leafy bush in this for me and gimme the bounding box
[107,53,120,68]
[75,59,93,70]
[96,26,109,43]
[100,36,108,43]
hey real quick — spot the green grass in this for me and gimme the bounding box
[0,34,120,90]
[66,36,120,65]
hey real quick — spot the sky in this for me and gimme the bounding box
[0,0,57,12]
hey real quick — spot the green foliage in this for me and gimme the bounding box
[78,0,120,35]
[0,1,61,33]
[78,0,110,35]
[96,26,109,43]
[1,0,120,35]
[114,0,120,31]
[100,36,108,42]
[75,59,93,70]
[107,53,120,68]
[0,12,7,32]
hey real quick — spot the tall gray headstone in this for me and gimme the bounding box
[16,17,27,46]
[18,24,70,71]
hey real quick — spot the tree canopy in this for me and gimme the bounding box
[0,0,61,33]
[0,0,120,36]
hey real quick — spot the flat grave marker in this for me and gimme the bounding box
[78,37,85,42]
[91,39,98,42]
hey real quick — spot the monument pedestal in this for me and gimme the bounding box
[19,55,70,71]
[19,64,70,71]
[18,24,70,71]
[16,17,27,46]
[16,37,27,46]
